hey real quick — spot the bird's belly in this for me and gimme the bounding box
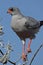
[16,31,31,39]
[16,28,40,39]
[11,25,25,32]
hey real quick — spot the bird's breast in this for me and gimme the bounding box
[11,15,27,31]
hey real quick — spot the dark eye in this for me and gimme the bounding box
[10,8,13,11]
[0,28,2,30]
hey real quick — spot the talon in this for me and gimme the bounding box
[27,48,31,53]
[22,53,27,61]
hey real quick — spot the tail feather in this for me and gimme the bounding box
[40,21,43,26]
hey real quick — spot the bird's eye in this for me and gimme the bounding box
[10,8,13,11]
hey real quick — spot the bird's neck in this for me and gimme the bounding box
[11,15,20,22]
[12,13,24,19]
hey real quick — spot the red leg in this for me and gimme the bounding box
[22,40,27,61]
[27,39,32,53]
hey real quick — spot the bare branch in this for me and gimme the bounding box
[0,50,4,55]
[0,44,43,65]
[0,49,16,65]
[8,60,16,65]
[0,49,21,65]
[29,44,43,65]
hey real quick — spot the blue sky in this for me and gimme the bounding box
[0,0,43,65]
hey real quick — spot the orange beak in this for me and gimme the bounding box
[7,9,12,14]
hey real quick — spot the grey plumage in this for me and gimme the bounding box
[7,7,43,40]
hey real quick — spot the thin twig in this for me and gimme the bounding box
[0,49,16,65]
[29,44,43,65]
[0,49,4,55]
[23,44,43,65]
[8,60,16,65]
[0,49,21,65]
[0,44,43,65]
[15,56,22,63]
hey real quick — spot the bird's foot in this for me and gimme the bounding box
[27,47,31,53]
[22,53,27,61]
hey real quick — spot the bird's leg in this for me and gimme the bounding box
[27,39,32,53]
[22,40,27,61]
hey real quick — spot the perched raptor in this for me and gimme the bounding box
[7,7,43,61]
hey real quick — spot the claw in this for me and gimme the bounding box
[27,47,31,53]
[22,53,27,61]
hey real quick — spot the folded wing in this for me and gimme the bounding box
[25,17,40,29]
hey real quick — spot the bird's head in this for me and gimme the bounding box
[7,7,20,16]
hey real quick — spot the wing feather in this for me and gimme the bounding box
[25,17,40,29]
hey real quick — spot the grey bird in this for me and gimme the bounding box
[7,7,43,61]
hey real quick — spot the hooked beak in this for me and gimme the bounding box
[7,9,12,14]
